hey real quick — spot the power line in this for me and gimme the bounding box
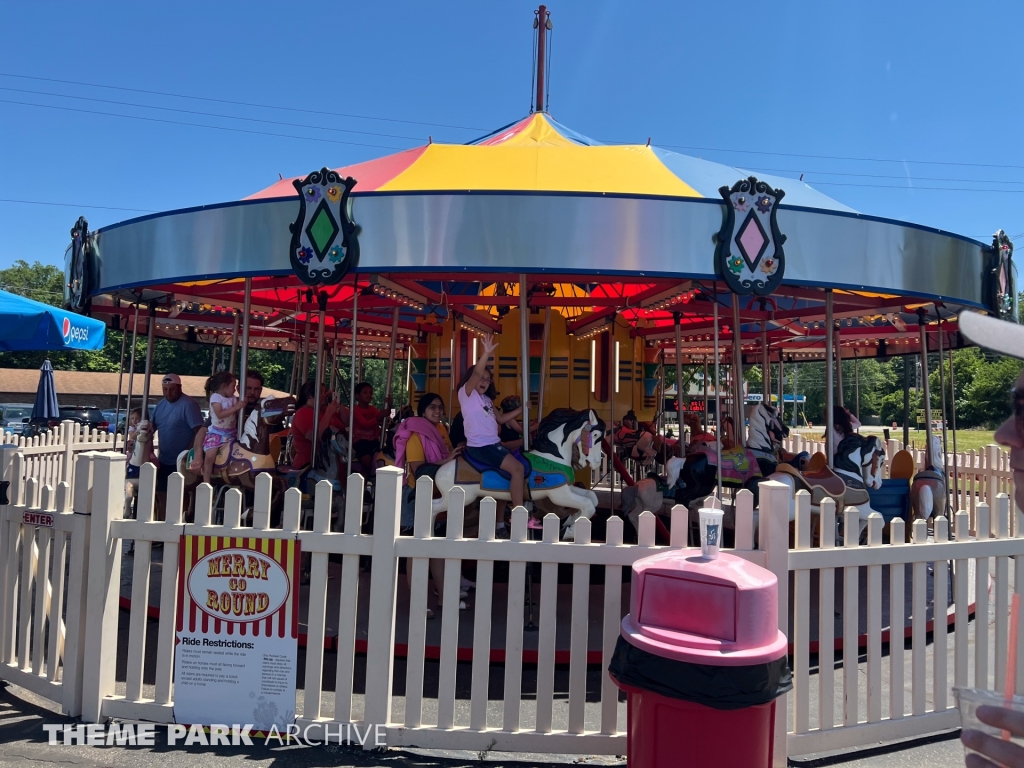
[0,71,488,132]
[0,85,430,143]
[0,98,410,150]
[0,198,156,213]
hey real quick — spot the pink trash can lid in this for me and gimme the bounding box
[621,550,787,666]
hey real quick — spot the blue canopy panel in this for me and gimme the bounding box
[651,147,857,213]
[0,289,106,352]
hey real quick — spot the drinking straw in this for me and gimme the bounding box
[1003,592,1021,741]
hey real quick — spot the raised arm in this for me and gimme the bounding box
[463,334,498,396]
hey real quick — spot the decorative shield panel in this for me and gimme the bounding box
[991,229,1016,319]
[289,169,359,286]
[713,177,787,296]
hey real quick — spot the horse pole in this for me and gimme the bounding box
[761,322,769,405]
[237,277,252,440]
[139,304,156,418]
[229,311,239,374]
[834,326,844,407]
[311,291,327,461]
[730,295,744,448]
[713,293,723,503]
[380,306,400,451]
[674,313,684,438]
[948,345,959,509]
[917,308,934,470]
[122,303,140,453]
[825,290,834,466]
[113,314,128,449]
[702,356,709,432]
[538,306,551,420]
[935,304,951,513]
[347,278,358,477]
[519,274,530,452]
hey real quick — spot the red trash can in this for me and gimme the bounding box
[609,550,791,768]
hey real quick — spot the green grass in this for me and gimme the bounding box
[791,427,999,455]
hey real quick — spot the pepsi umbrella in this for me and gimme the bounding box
[31,359,60,423]
[0,288,105,352]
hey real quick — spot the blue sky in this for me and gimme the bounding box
[1,1,1021,272]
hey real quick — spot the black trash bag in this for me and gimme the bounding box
[609,636,792,711]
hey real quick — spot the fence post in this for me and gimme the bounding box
[61,453,95,717]
[758,479,790,767]
[80,451,125,723]
[362,466,402,745]
[61,420,75,487]
[0,447,21,666]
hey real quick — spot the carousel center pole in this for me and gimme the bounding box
[825,290,834,466]
[713,295,723,502]
[519,274,530,452]
[917,309,934,469]
[347,279,358,477]
[935,304,950,512]
[730,295,744,448]
[122,303,140,453]
[380,306,400,451]
[237,278,252,440]
[674,313,684,436]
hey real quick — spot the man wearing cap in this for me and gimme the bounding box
[151,373,203,518]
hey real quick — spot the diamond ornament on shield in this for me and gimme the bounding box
[288,168,360,286]
[735,210,769,271]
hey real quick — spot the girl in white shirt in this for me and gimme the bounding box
[202,372,246,485]
[457,334,526,510]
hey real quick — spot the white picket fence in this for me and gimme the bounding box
[1,421,121,492]
[1,447,1022,763]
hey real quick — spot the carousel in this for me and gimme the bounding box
[65,7,1011,622]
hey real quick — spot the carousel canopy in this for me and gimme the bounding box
[247,113,854,214]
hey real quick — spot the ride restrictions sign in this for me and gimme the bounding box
[173,536,301,730]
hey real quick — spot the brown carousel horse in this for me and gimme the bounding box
[176,396,294,513]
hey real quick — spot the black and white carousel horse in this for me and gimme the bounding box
[746,401,809,476]
[431,408,605,540]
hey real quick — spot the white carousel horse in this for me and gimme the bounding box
[431,408,606,541]
[746,401,810,475]
[910,435,946,523]
[769,433,886,540]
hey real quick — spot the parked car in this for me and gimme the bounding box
[0,404,34,436]
[29,405,110,435]
[101,409,119,433]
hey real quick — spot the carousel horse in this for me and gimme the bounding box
[177,396,295,490]
[770,433,886,540]
[910,435,946,524]
[664,434,763,507]
[745,401,810,477]
[431,408,606,540]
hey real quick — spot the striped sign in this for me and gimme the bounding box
[173,535,301,730]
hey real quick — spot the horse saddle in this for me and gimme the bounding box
[456,451,572,495]
[774,463,848,507]
[188,442,275,477]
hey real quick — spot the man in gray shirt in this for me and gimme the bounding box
[151,373,203,519]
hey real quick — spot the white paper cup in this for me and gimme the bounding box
[956,687,1024,761]
[698,508,724,559]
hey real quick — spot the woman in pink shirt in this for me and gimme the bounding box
[457,334,526,511]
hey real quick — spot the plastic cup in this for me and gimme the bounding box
[698,508,724,560]
[955,687,1024,760]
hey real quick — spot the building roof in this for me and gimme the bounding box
[0,369,286,401]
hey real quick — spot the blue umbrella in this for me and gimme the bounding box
[31,360,60,423]
[0,289,105,352]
